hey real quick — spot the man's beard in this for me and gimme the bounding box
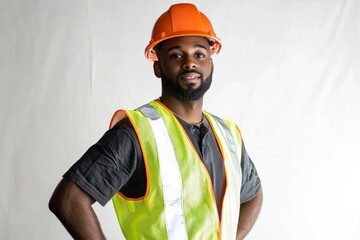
[161,70,213,101]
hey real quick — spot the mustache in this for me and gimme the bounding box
[177,69,203,78]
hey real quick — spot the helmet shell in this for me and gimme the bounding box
[145,3,222,61]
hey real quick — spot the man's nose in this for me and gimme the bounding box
[182,56,197,69]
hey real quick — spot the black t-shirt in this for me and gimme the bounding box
[64,115,261,210]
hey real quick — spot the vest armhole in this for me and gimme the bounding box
[120,110,151,201]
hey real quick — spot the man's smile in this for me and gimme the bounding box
[178,72,201,83]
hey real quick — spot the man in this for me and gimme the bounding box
[49,3,263,240]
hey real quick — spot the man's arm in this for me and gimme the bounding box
[49,178,106,240]
[237,188,263,240]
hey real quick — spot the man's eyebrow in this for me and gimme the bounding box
[194,44,208,50]
[166,44,209,52]
[166,46,181,52]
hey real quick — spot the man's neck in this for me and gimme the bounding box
[159,95,204,125]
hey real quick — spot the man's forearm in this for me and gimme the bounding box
[237,188,263,240]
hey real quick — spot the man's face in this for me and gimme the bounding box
[154,36,214,101]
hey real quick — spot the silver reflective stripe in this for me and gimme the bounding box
[139,105,188,240]
[211,115,241,173]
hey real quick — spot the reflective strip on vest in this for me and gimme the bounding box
[211,115,241,176]
[140,105,188,240]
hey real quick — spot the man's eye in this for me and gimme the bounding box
[169,54,182,59]
[195,53,205,58]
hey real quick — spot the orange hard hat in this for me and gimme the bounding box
[145,3,222,61]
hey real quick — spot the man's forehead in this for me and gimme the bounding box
[160,36,211,50]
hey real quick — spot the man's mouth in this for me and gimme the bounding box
[179,72,201,82]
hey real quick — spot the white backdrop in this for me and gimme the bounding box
[1,0,359,239]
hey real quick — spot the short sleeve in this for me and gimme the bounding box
[63,118,140,206]
[240,142,262,203]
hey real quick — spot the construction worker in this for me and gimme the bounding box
[49,3,263,239]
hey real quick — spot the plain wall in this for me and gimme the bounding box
[1,0,359,239]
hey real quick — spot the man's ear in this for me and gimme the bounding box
[153,61,161,78]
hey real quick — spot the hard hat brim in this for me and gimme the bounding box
[145,33,222,62]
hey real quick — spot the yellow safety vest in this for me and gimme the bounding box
[110,100,243,240]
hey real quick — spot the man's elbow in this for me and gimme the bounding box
[48,179,96,217]
[49,186,67,218]
[48,179,76,218]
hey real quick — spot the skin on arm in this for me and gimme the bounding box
[236,188,263,240]
[48,179,106,240]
